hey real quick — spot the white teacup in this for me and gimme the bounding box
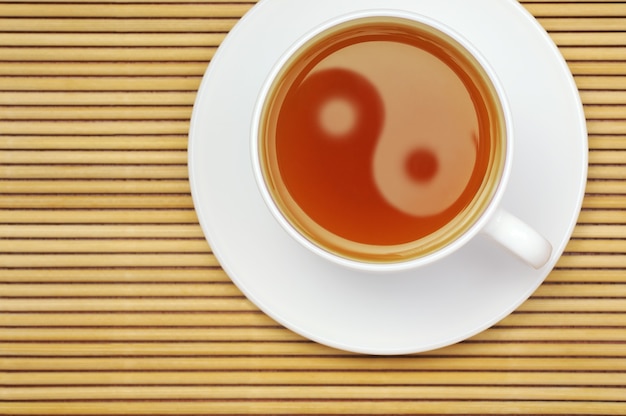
[251,9,552,272]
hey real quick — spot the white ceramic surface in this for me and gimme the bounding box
[188,0,588,355]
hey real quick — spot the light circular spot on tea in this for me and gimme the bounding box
[319,97,357,138]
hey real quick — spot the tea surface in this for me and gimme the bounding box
[260,19,503,261]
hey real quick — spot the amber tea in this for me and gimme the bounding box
[258,16,506,263]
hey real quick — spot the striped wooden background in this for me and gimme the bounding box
[1,0,625,414]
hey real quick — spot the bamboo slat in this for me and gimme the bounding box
[0,48,215,62]
[3,355,626,372]
[0,33,227,47]
[538,17,626,31]
[0,92,197,106]
[0,224,202,238]
[0,209,199,225]
[0,401,624,415]
[5,385,622,402]
[0,268,228,283]
[2,339,626,358]
[1,106,193,120]
[1,1,625,415]
[0,165,189,179]
[3,369,626,387]
[0,282,623,298]
[0,18,240,32]
[0,283,237,297]
[526,3,626,15]
[3,310,625,328]
[0,121,190,135]
[0,151,187,165]
[0,0,254,2]
[0,3,254,17]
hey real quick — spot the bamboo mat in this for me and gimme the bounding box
[0,0,624,414]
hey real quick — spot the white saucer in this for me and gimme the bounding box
[188,0,588,355]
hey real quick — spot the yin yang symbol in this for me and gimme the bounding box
[274,38,482,245]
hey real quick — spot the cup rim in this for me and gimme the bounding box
[250,8,514,273]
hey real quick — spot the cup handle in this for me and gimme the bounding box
[481,209,553,269]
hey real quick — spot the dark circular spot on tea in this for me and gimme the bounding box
[406,148,439,183]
